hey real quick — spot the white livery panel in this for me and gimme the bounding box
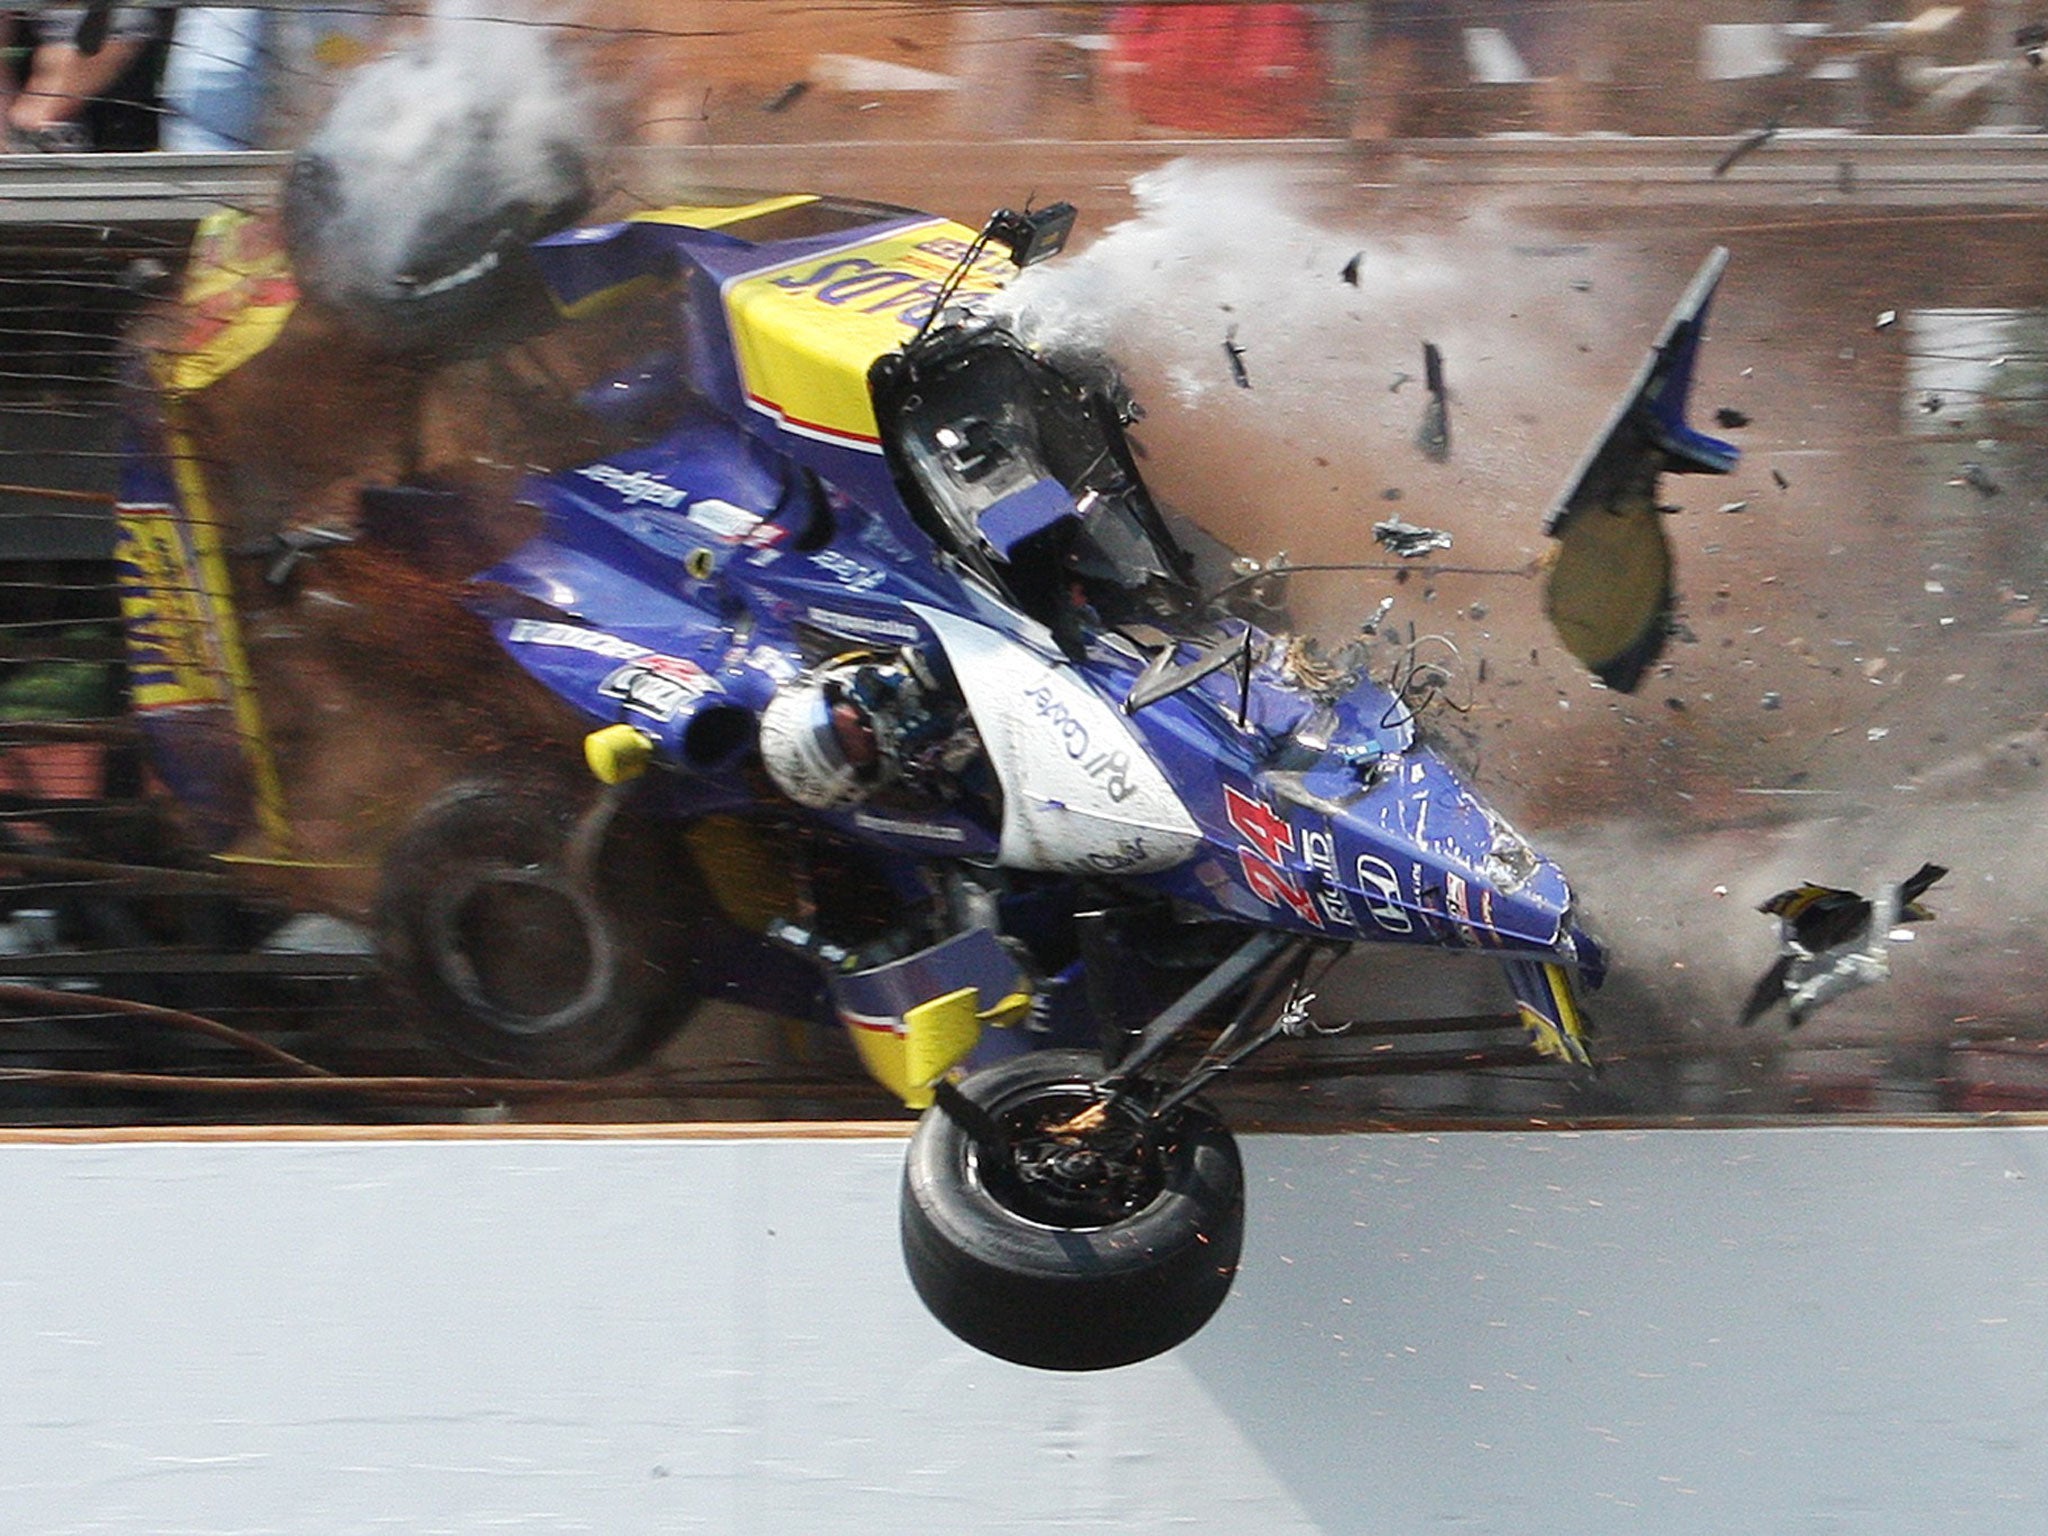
[911,604,1201,875]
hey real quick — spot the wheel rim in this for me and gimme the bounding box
[977,1085,1170,1230]
[425,865,617,1036]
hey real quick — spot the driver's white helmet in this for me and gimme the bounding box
[758,666,881,810]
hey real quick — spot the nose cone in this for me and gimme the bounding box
[1320,742,1581,957]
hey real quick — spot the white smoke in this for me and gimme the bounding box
[996,160,1386,405]
[993,159,1647,576]
[311,1,597,208]
[1000,157,1633,407]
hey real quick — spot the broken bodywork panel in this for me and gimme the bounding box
[1543,247,1739,693]
[1740,862,1948,1028]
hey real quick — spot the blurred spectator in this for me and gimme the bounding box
[159,5,266,151]
[3,6,172,151]
[1350,0,1612,138]
[160,7,379,151]
[1107,4,1328,136]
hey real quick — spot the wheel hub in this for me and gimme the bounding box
[426,864,617,1035]
[986,1090,1169,1229]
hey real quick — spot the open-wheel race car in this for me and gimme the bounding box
[117,180,1735,1370]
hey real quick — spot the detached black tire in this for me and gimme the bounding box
[901,1049,1244,1371]
[376,780,691,1076]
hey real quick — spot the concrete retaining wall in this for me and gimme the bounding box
[6,1124,2046,1533]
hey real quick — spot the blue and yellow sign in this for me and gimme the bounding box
[114,503,232,712]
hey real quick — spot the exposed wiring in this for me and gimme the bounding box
[1382,632,1471,726]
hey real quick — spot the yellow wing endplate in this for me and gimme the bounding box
[1506,959,1594,1068]
[850,986,1032,1110]
[830,927,1035,1109]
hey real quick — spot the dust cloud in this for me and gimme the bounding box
[1552,727,2048,1044]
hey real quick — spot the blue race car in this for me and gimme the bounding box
[122,186,1734,1370]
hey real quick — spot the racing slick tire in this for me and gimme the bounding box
[375,779,694,1077]
[900,1049,1244,1371]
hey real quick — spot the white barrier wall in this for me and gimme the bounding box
[5,1125,2046,1534]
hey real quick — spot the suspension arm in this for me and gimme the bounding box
[1093,928,1295,1094]
[1146,954,1318,1122]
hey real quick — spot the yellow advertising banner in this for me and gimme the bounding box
[161,208,300,395]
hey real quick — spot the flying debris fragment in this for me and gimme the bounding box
[1712,122,1778,177]
[1223,327,1251,389]
[1772,468,1789,489]
[1714,406,1750,428]
[1541,248,1738,692]
[1341,251,1363,286]
[258,524,354,588]
[1959,462,2001,497]
[1373,517,1453,558]
[1738,863,1947,1027]
[1416,341,1450,462]
[765,80,811,112]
